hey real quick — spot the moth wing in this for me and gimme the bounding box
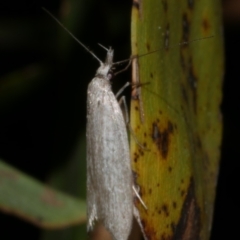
[87,79,133,239]
[86,148,97,231]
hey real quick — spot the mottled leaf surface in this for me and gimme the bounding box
[130,0,224,239]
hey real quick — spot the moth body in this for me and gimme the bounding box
[87,48,134,240]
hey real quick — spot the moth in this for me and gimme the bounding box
[86,46,146,240]
[41,8,146,240]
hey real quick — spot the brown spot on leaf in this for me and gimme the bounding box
[0,170,18,182]
[180,51,186,70]
[188,58,198,114]
[132,0,142,18]
[202,17,211,33]
[181,190,185,197]
[162,0,168,12]
[41,188,63,207]
[195,135,202,150]
[152,121,174,159]
[168,166,172,172]
[162,204,170,217]
[182,13,190,44]
[172,178,201,240]
[142,219,157,239]
[161,232,172,240]
[164,23,170,50]
[137,146,145,157]
[188,0,194,9]
[150,72,153,78]
[146,42,151,51]
[133,152,139,162]
[173,201,177,209]
[132,0,140,9]
[181,85,189,106]
[168,121,174,133]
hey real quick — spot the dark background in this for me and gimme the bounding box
[0,0,238,239]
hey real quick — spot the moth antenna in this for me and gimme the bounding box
[98,43,109,52]
[113,35,214,66]
[42,7,103,64]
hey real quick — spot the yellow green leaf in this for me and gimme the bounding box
[130,1,224,239]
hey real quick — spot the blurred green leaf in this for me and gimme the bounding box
[0,160,86,229]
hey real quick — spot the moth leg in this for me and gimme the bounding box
[133,185,147,210]
[115,58,133,76]
[133,184,148,239]
[118,95,148,151]
[118,95,129,123]
[133,206,147,240]
[115,82,130,99]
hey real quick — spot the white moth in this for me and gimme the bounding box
[86,47,146,240]
[41,8,146,240]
